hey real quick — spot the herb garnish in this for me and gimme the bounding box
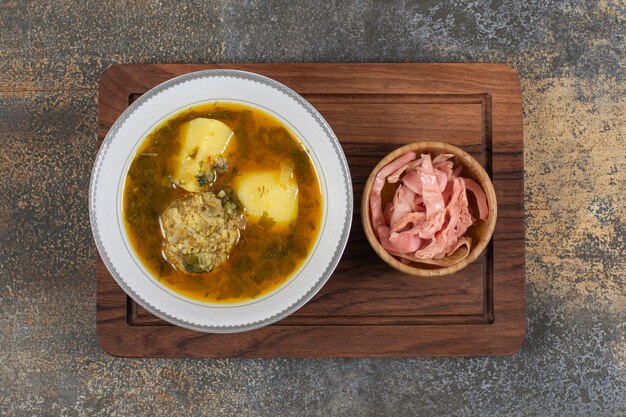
[182,254,206,274]
[196,171,215,187]
[257,211,276,230]
[212,156,229,173]
[217,187,245,221]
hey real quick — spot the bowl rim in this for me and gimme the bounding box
[361,141,497,277]
[89,69,353,332]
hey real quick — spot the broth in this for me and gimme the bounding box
[123,102,323,303]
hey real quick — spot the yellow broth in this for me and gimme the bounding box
[123,102,323,303]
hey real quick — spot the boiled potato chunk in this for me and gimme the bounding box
[234,160,299,228]
[174,118,235,192]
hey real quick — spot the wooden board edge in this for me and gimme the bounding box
[95,63,527,357]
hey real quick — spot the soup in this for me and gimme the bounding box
[123,102,323,303]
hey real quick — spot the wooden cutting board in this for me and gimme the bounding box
[96,63,525,357]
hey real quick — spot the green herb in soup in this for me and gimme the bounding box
[123,102,323,303]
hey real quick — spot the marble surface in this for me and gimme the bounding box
[0,1,624,416]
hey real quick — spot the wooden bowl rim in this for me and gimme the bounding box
[361,141,498,277]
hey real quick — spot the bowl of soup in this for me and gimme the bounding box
[90,70,352,332]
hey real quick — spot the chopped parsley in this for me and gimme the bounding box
[257,212,276,230]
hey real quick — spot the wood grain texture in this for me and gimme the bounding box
[96,63,525,357]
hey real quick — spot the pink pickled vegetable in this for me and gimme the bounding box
[370,152,490,265]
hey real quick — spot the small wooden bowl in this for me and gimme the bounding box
[361,141,498,277]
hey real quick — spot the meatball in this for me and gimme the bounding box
[161,192,239,273]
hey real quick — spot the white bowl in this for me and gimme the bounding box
[90,70,353,333]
